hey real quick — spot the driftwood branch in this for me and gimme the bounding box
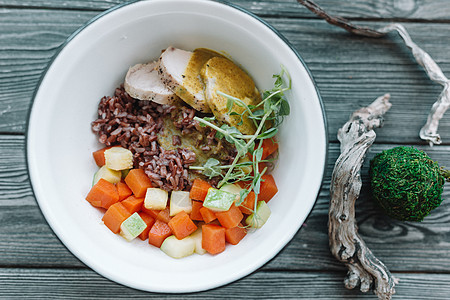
[329,94,397,299]
[297,0,450,146]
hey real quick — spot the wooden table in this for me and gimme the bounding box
[1,0,450,298]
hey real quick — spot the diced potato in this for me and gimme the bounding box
[203,188,235,212]
[246,201,271,228]
[120,212,147,241]
[191,227,206,255]
[93,165,122,185]
[144,188,168,210]
[160,235,195,259]
[104,147,133,171]
[170,191,192,216]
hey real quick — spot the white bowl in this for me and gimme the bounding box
[27,0,327,293]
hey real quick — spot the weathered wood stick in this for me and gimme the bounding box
[329,94,397,299]
[297,0,450,146]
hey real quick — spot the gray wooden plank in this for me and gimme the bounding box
[1,268,450,299]
[1,0,450,20]
[1,9,449,142]
[3,135,450,271]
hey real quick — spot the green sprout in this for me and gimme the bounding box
[369,146,450,222]
[190,66,291,208]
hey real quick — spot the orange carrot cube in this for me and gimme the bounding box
[199,207,217,223]
[202,224,226,255]
[102,202,132,234]
[225,224,247,245]
[138,212,155,241]
[190,178,212,201]
[148,220,172,248]
[121,195,144,214]
[124,169,152,197]
[86,178,119,209]
[116,181,132,201]
[215,203,244,229]
[190,200,204,221]
[168,211,197,240]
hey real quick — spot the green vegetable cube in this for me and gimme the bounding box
[120,212,147,241]
[246,201,271,228]
[219,183,242,197]
[92,165,122,185]
[203,188,235,212]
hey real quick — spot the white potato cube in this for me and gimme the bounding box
[170,191,192,216]
[144,188,168,210]
[191,227,206,255]
[120,212,147,241]
[246,201,271,228]
[160,235,195,259]
[104,147,133,171]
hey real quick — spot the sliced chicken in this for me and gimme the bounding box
[157,47,223,113]
[124,61,179,105]
[201,56,261,135]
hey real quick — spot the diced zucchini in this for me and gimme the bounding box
[237,156,252,174]
[191,227,206,255]
[203,188,235,212]
[160,235,195,259]
[121,168,130,179]
[104,147,133,171]
[246,201,271,228]
[219,183,242,201]
[144,188,168,210]
[169,191,192,216]
[92,165,122,185]
[120,212,147,241]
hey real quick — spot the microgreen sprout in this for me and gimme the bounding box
[190,66,291,205]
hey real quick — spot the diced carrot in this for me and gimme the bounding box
[102,202,132,234]
[215,203,244,229]
[121,195,144,214]
[141,206,160,219]
[200,207,217,223]
[238,191,256,215]
[237,180,251,189]
[86,178,119,209]
[138,212,155,241]
[189,178,212,201]
[168,211,197,240]
[124,169,152,197]
[92,146,113,167]
[148,220,172,248]
[202,224,226,255]
[116,181,132,201]
[156,207,171,223]
[259,174,278,202]
[225,224,247,245]
[261,138,278,160]
[190,200,204,221]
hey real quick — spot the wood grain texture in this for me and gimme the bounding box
[1,9,449,143]
[1,0,450,20]
[1,268,450,299]
[3,135,450,272]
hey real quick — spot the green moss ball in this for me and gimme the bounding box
[369,146,444,221]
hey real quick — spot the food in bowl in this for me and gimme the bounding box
[85,46,291,258]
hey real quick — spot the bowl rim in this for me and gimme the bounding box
[25,0,328,293]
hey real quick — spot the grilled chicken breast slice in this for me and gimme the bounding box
[124,61,179,104]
